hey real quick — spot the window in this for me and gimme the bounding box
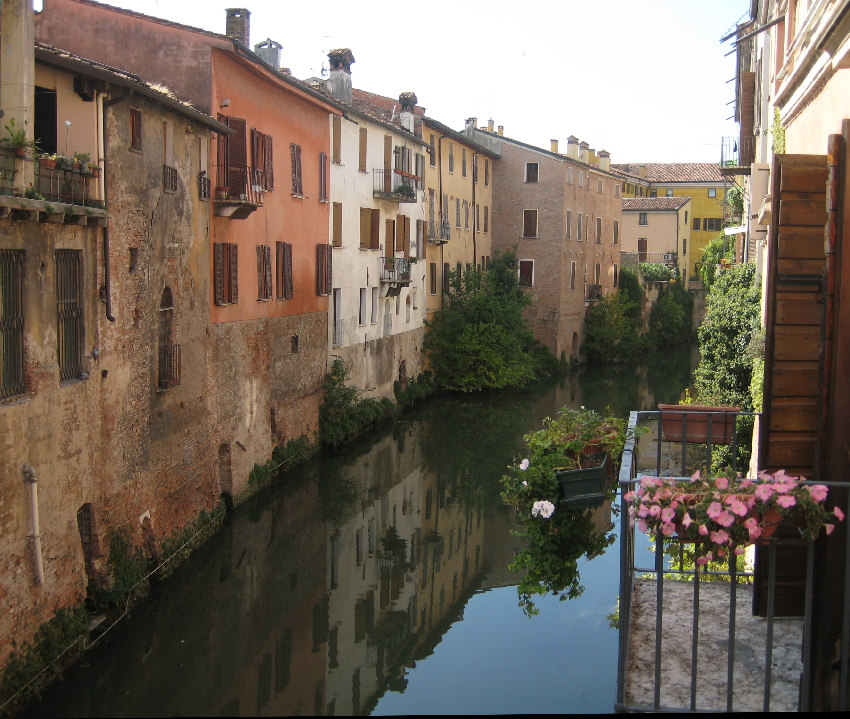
[429,133,436,167]
[56,249,83,381]
[129,107,142,151]
[290,143,303,196]
[162,120,176,191]
[638,212,648,226]
[257,245,272,300]
[638,238,647,262]
[704,217,723,232]
[214,243,238,305]
[371,287,379,324]
[525,162,539,183]
[596,217,602,243]
[708,188,717,198]
[397,214,411,256]
[518,260,534,286]
[276,241,293,299]
[597,179,603,193]
[318,152,328,201]
[613,220,619,244]
[483,206,489,233]
[577,212,582,239]
[359,288,368,325]
[462,148,467,178]
[666,188,673,197]
[522,209,538,238]
[358,128,367,172]
[683,238,688,255]
[415,152,424,189]
[332,115,341,164]
[332,202,342,247]
[484,158,490,186]
[0,249,25,400]
[613,264,619,288]
[456,198,461,228]
[430,262,437,294]
[595,263,601,285]
[448,142,454,173]
[578,171,584,187]
[649,189,657,198]
[251,128,274,191]
[693,217,701,231]
[416,219,425,259]
[386,218,396,254]
[217,114,247,198]
[464,201,469,229]
[685,211,688,223]
[615,184,620,197]
[442,262,450,292]
[360,207,380,250]
[570,261,576,290]
[157,286,180,389]
[567,167,573,184]
[566,210,572,239]
[476,204,480,232]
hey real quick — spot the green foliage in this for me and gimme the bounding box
[647,282,694,346]
[693,263,761,470]
[771,107,786,154]
[0,606,89,711]
[698,235,734,288]
[319,359,400,446]
[581,291,643,362]
[24,186,44,201]
[157,501,227,579]
[423,251,557,391]
[618,267,643,325]
[86,530,149,609]
[725,183,745,223]
[639,262,676,282]
[393,371,435,409]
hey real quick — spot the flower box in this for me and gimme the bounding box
[557,453,613,509]
[658,404,740,445]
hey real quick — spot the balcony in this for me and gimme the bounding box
[428,212,451,243]
[616,409,849,712]
[720,135,756,176]
[585,283,602,302]
[213,164,264,219]
[380,256,412,287]
[373,169,418,203]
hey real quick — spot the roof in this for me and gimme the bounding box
[611,162,725,183]
[34,42,232,134]
[422,117,500,159]
[352,88,425,121]
[622,197,691,212]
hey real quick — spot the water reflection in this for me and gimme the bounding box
[28,345,696,718]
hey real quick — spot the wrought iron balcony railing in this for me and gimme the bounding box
[373,169,417,203]
[380,256,412,284]
[720,135,756,174]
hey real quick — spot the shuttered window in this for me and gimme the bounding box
[256,245,272,300]
[519,260,534,286]
[522,209,537,238]
[484,206,489,233]
[398,215,411,256]
[129,107,142,151]
[360,208,380,250]
[213,242,238,305]
[0,249,25,400]
[319,152,328,201]
[218,115,247,198]
[359,128,367,172]
[251,128,274,191]
[290,143,303,196]
[316,244,332,296]
[416,219,425,259]
[443,262,450,292]
[332,116,341,163]
[276,241,293,299]
[370,209,380,249]
[56,249,83,381]
[332,202,342,247]
[386,218,396,253]
[430,262,437,294]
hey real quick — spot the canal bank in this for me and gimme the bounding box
[23,346,696,717]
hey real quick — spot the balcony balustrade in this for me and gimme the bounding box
[380,256,412,285]
[373,169,417,203]
[213,164,265,218]
[720,135,756,175]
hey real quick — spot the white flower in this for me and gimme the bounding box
[519,458,530,471]
[532,500,555,519]
[522,480,528,487]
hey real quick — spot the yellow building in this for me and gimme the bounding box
[620,196,692,277]
[422,117,497,317]
[613,163,727,280]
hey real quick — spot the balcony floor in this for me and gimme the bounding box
[625,578,803,712]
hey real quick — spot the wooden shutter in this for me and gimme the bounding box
[264,245,272,299]
[319,152,328,201]
[370,209,380,249]
[264,133,274,190]
[360,208,370,249]
[403,216,411,256]
[359,128,367,172]
[257,245,264,299]
[284,242,293,299]
[224,117,247,198]
[276,241,285,298]
[416,219,425,258]
[332,116,341,163]
[290,143,302,195]
[214,243,225,305]
[332,202,342,247]
[383,136,392,193]
[387,219,396,254]
[228,243,238,303]
[523,210,537,237]
[316,244,332,295]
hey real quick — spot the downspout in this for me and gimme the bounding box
[472,151,478,273]
[23,465,44,585]
[438,136,447,297]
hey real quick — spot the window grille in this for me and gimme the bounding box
[55,249,83,382]
[1,249,25,400]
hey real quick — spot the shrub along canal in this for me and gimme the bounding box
[26,346,696,717]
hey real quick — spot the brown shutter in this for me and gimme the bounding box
[333,202,342,246]
[325,244,332,293]
[256,245,264,299]
[360,207,370,249]
[319,152,328,201]
[317,244,324,295]
[332,115,341,164]
[225,117,247,198]
[264,133,274,190]
[229,243,238,303]
[370,209,380,249]
[383,136,392,193]
[284,242,293,299]
[276,241,285,298]
[417,219,425,259]
[403,216,411,256]
[359,128,367,172]
[214,242,224,305]
[387,219,396,254]
[264,245,272,299]
[251,129,260,172]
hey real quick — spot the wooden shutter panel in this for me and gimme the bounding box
[370,209,380,249]
[332,116,341,163]
[319,152,327,201]
[284,242,293,299]
[416,219,425,259]
[264,245,272,299]
[333,202,342,246]
[360,207,370,249]
[225,117,247,198]
[276,241,284,298]
[325,244,332,294]
[264,133,274,190]
[316,245,331,295]
[214,243,224,305]
[229,243,238,303]
[387,219,396,254]
[403,216,411,256]
[256,245,264,299]
[359,128,367,172]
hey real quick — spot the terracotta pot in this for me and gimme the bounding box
[658,404,740,445]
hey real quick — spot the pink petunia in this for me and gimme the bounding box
[748,524,762,540]
[734,546,746,555]
[710,529,730,545]
[707,502,724,519]
[730,499,749,517]
[827,524,835,535]
[637,519,649,533]
[690,470,701,483]
[661,507,676,523]
[624,490,637,502]
[716,510,736,528]
[744,517,758,530]
[637,503,649,518]
[662,522,676,536]
[698,524,709,536]
[740,479,753,488]
[715,477,729,490]
[776,494,797,509]
[835,506,845,522]
[754,484,775,502]
[806,485,828,502]
[649,504,661,517]
[696,555,709,565]
[681,513,693,530]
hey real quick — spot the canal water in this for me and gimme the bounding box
[27,346,696,717]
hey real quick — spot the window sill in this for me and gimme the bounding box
[257,298,271,302]
[291,194,304,199]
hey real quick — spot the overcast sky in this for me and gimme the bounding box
[71,0,750,164]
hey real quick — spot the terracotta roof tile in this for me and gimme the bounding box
[622,197,690,211]
[612,162,725,183]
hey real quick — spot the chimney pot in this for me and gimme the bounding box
[497,125,504,136]
[225,8,250,46]
[326,49,355,103]
[550,139,559,154]
[488,119,495,132]
[254,38,282,69]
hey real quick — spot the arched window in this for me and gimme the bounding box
[158,286,181,388]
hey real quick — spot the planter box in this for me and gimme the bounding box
[556,453,613,509]
[658,404,740,445]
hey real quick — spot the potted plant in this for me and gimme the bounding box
[39,153,58,170]
[658,403,740,444]
[626,469,845,565]
[2,119,37,158]
[394,183,416,201]
[500,407,626,613]
[56,154,74,171]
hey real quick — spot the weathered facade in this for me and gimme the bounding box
[620,196,692,273]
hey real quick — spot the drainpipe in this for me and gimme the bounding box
[472,151,478,273]
[23,465,44,585]
[438,135,447,298]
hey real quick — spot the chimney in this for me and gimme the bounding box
[579,141,589,162]
[550,139,559,154]
[497,125,504,136]
[1,0,35,193]
[566,135,579,159]
[225,8,250,46]
[598,149,610,171]
[488,119,495,133]
[399,92,417,133]
[588,148,597,166]
[326,48,355,104]
[254,38,282,69]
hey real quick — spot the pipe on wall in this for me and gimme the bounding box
[23,464,44,585]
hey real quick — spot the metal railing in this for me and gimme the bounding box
[157,343,181,390]
[373,169,417,202]
[616,409,850,712]
[380,256,412,284]
[428,212,451,241]
[213,164,266,205]
[0,249,25,401]
[162,164,178,193]
[720,135,756,169]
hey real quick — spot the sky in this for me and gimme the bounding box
[62,0,751,163]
